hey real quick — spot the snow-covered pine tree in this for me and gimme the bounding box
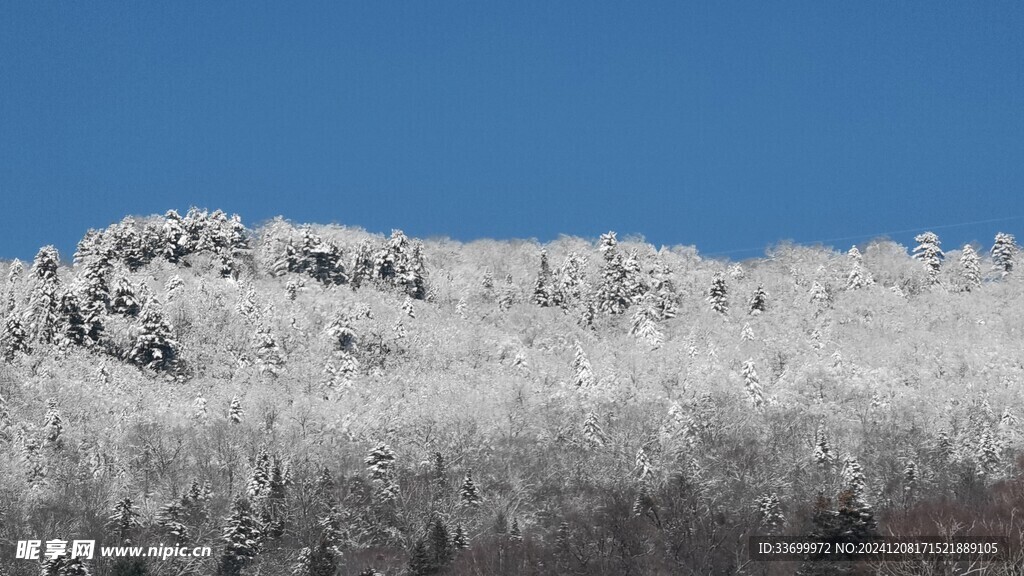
[991,232,1017,277]
[229,396,244,424]
[960,244,982,292]
[42,399,63,449]
[707,272,728,314]
[110,277,141,317]
[2,314,30,360]
[837,457,877,543]
[595,232,636,314]
[846,246,874,289]
[748,284,767,315]
[757,493,785,534]
[741,360,765,410]
[28,246,62,344]
[126,300,177,371]
[107,497,141,543]
[452,524,469,550]
[365,443,398,503]
[649,260,678,320]
[635,447,653,480]
[401,296,415,318]
[460,470,482,507]
[254,325,284,376]
[913,232,944,284]
[552,252,587,309]
[156,500,189,543]
[532,249,554,307]
[809,281,831,312]
[193,394,208,421]
[509,517,522,542]
[571,342,595,388]
[629,294,663,347]
[218,496,262,576]
[58,290,99,347]
[740,322,754,342]
[976,429,1001,477]
[5,259,23,313]
[582,412,607,448]
[161,210,192,264]
[813,427,835,467]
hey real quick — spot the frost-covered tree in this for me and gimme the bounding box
[846,246,873,290]
[635,447,653,480]
[595,232,641,314]
[649,260,678,320]
[748,284,767,315]
[959,244,982,292]
[58,290,100,346]
[254,326,284,376]
[109,276,141,317]
[836,457,876,543]
[741,360,764,410]
[229,396,244,424]
[582,412,606,448]
[452,524,469,550]
[629,294,663,347]
[509,517,522,542]
[107,497,141,543]
[460,470,481,507]
[707,272,728,314]
[126,300,177,371]
[5,259,23,313]
[531,249,554,306]
[991,232,1017,277]
[809,281,831,309]
[757,493,785,534]
[813,427,835,468]
[218,497,261,576]
[552,252,587,308]
[366,443,398,503]
[42,399,63,449]
[571,342,595,388]
[2,315,30,360]
[28,246,62,343]
[374,230,426,299]
[976,429,1001,477]
[913,232,944,284]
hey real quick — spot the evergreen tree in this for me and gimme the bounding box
[635,447,653,480]
[707,272,728,314]
[757,492,785,534]
[365,443,398,504]
[161,210,192,263]
[58,290,100,346]
[126,301,177,371]
[846,246,873,289]
[460,470,482,507]
[837,457,876,542]
[531,249,554,306]
[218,497,262,576]
[809,281,830,309]
[110,277,141,317]
[28,246,62,343]
[407,540,433,576]
[156,500,188,543]
[629,294,663,347]
[452,524,469,550]
[552,252,587,309]
[741,360,765,411]
[649,261,678,320]
[254,325,284,376]
[2,314,30,361]
[582,411,607,448]
[107,497,141,543]
[976,429,1001,477]
[595,232,636,314]
[571,342,595,388]
[5,259,23,313]
[42,399,63,449]
[428,517,453,569]
[913,232,944,284]
[509,517,522,542]
[960,244,982,291]
[991,232,1017,276]
[813,427,835,468]
[748,284,767,315]
[229,396,244,424]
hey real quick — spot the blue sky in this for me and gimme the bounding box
[1,2,1022,261]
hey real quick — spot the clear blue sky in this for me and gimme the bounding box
[2,2,1022,261]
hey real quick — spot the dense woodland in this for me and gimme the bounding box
[0,209,1022,576]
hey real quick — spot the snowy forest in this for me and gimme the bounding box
[0,208,1022,576]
